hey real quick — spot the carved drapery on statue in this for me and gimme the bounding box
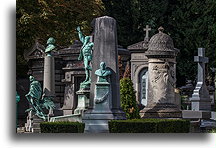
[25,76,55,120]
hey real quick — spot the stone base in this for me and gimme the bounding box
[140,104,182,118]
[53,109,63,116]
[211,112,216,120]
[17,127,25,133]
[83,108,126,133]
[50,114,82,122]
[182,110,211,119]
[190,99,211,111]
[74,89,90,115]
[82,112,114,133]
[25,115,44,133]
[62,110,73,115]
[112,108,126,120]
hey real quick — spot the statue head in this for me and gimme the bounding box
[84,36,90,44]
[29,76,35,82]
[47,37,56,45]
[100,62,106,70]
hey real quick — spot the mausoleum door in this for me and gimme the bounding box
[139,68,148,106]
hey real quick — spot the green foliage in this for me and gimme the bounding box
[210,127,216,133]
[40,121,85,133]
[120,78,140,119]
[108,119,190,133]
[103,0,216,86]
[16,0,104,77]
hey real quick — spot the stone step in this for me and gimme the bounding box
[16,127,25,133]
[33,123,41,128]
[32,128,41,133]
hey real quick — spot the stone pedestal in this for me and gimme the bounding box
[140,27,181,118]
[32,115,43,133]
[83,81,114,133]
[25,112,43,133]
[25,111,33,132]
[74,89,90,115]
[49,88,89,122]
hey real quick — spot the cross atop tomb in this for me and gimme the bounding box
[143,25,151,41]
[194,48,209,83]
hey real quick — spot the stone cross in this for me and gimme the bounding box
[190,48,211,111]
[194,48,209,83]
[143,25,151,41]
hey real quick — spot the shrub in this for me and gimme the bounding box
[120,78,140,119]
[109,119,190,133]
[40,121,85,133]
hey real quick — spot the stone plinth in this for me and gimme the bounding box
[25,111,33,132]
[211,112,216,120]
[43,56,55,97]
[74,89,90,115]
[182,110,211,119]
[140,27,181,118]
[25,113,43,133]
[83,81,114,133]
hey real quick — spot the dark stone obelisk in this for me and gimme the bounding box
[83,16,125,133]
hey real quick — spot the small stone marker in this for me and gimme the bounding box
[190,48,211,111]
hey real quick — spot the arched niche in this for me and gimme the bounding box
[138,68,148,106]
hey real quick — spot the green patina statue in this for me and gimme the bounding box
[95,62,112,82]
[94,62,112,104]
[16,91,20,103]
[16,91,20,128]
[25,76,55,120]
[45,37,56,56]
[76,26,94,89]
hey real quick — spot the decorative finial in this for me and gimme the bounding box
[158,26,164,33]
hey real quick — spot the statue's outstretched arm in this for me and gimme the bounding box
[76,26,85,43]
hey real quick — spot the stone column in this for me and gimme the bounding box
[140,27,181,118]
[43,56,55,97]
